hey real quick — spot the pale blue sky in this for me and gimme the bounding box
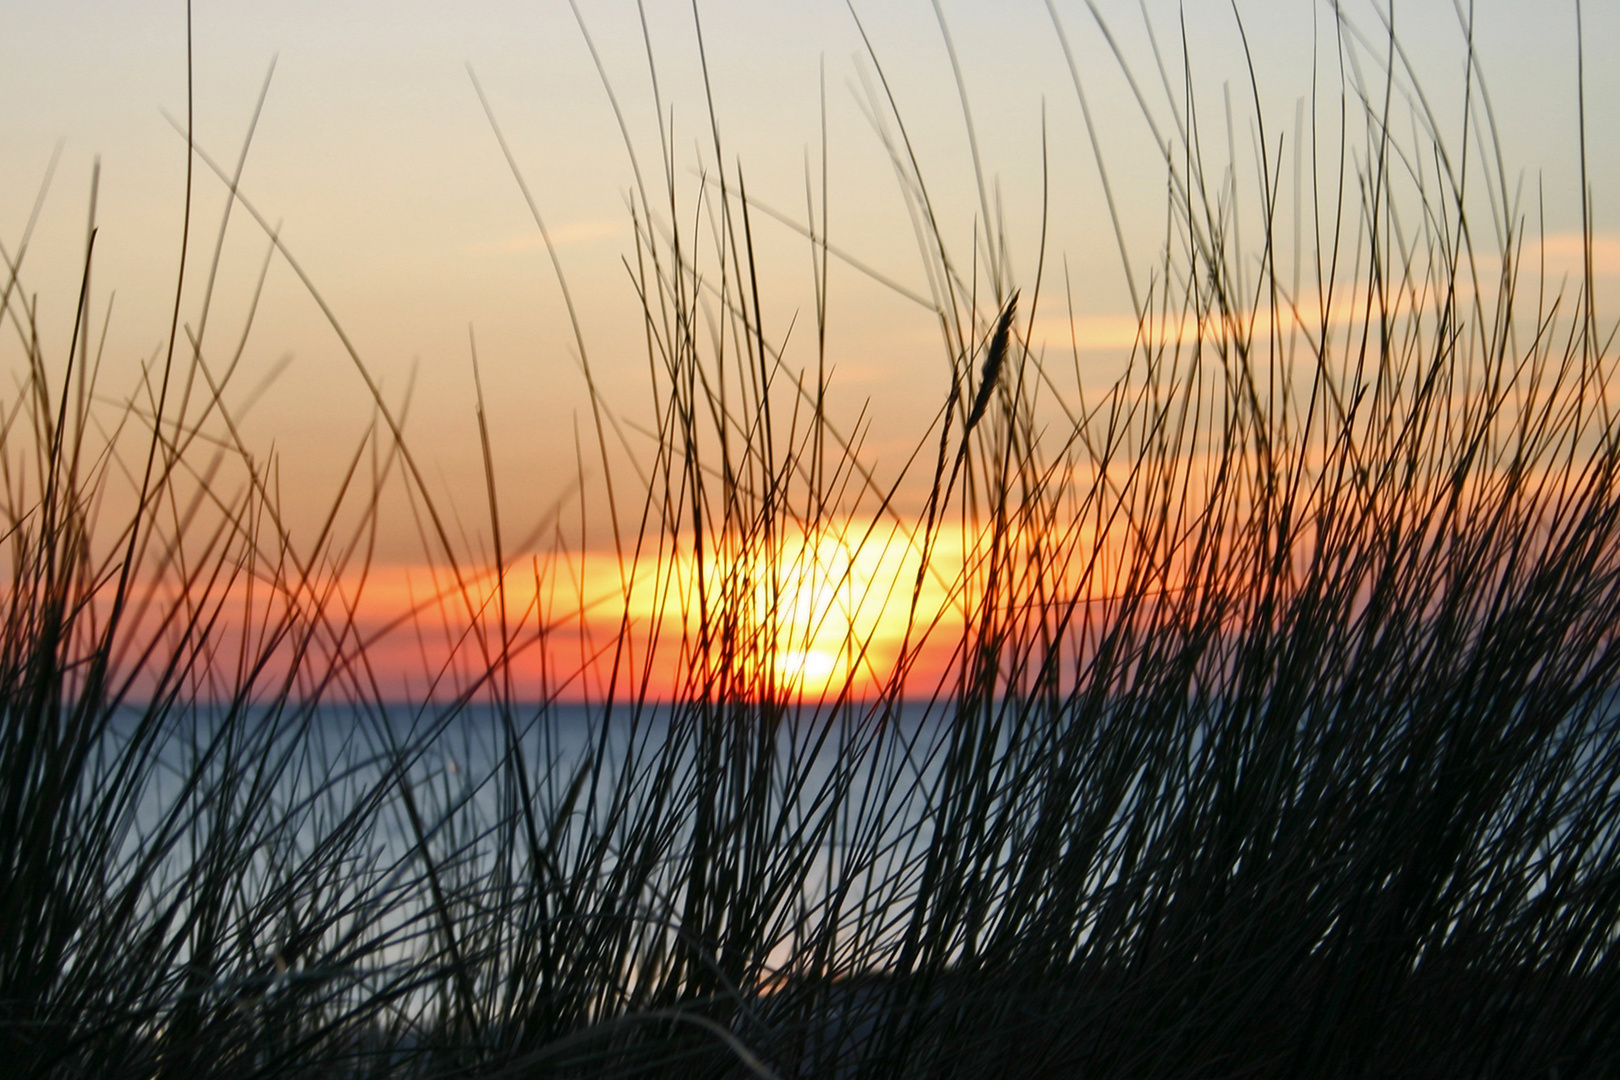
[4,0,1616,556]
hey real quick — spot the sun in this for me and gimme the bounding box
[597,517,970,700]
[760,529,859,697]
[776,648,841,688]
[750,520,962,700]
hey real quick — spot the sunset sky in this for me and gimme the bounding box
[5,1,1619,697]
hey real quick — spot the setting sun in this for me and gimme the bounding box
[602,519,969,702]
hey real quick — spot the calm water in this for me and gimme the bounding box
[82,693,1619,1031]
[105,698,965,926]
[106,694,1617,882]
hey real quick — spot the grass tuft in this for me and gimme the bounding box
[2,3,1618,1078]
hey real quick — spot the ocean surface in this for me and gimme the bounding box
[103,698,964,938]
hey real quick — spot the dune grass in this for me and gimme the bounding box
[3,1,1618,1077]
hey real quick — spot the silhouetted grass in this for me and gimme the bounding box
[3,2,1618,1078]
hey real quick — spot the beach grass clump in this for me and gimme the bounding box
[3,1,1619,1077]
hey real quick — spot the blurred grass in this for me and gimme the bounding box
[2,2,1618,1078]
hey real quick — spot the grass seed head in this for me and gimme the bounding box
[965,291,1018,433]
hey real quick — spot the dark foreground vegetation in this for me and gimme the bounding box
[3,2,1618,1077]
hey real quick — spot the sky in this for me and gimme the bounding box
[5,0,1619,697]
